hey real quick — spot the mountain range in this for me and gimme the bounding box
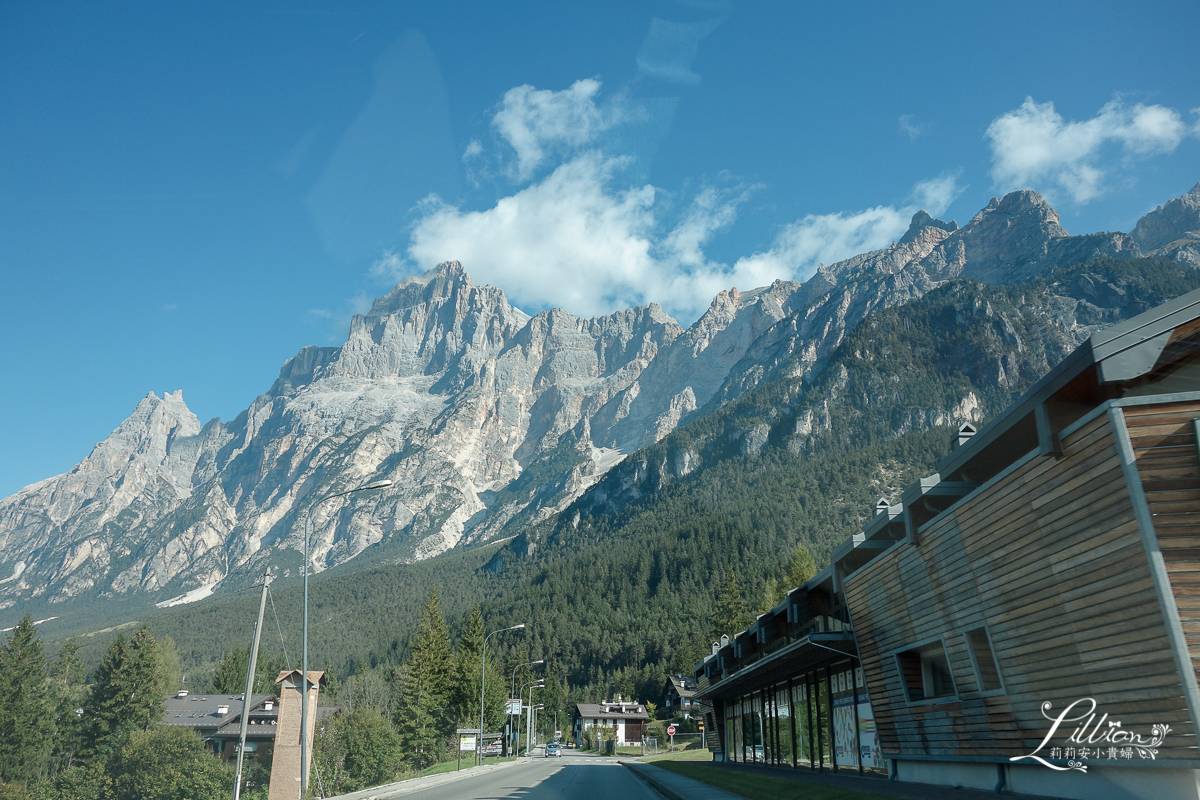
[2,181,1199,629]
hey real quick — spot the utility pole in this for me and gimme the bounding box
[233,570,271,800]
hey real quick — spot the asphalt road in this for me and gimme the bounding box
[330,750,662,800]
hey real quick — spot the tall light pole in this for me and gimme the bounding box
[510,660,543,756]
[300,478,392,795]
[519,679,543,756]
[479,624,524,765]
[527,686,545,754]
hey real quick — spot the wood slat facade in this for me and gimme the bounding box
[695,288,1200,799]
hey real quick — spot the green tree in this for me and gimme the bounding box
[0,615,53,786]
[81,626,167,762]
[316,707,401,793]
[761,544,819,611]
[711,568,751,639]
[207,643,286,695]
[42,761,110,800]
[393,590,453,769]
[108,726,231,800]
[450,608,506,732]
[48,638,88,774]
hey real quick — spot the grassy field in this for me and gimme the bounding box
[652,762,896,800]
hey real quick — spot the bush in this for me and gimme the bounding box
[109,727,231,800]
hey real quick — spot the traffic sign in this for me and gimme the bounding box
[666,725,676,735]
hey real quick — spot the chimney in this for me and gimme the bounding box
[711,641,719,656]
[874,498,889,516]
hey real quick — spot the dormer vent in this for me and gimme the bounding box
[953,422,977,450]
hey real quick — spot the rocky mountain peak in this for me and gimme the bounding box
[898,210,958,245]
[1132,181,1200,252]
[919,189,1127,284]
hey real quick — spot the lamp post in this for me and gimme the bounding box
[510,660,543,756]
[527,686,545,754]
[519,679,543,756]
[300,478,392,795]
[478,624,524,765]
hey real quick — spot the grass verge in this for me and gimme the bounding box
[417,755,515,778]
[642,749,714,762]
[652,762,896,800]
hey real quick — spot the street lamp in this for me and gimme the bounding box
[519,679,543,756]
[479,624,524,765]
[510,660,543,756]
[300,478,392,795]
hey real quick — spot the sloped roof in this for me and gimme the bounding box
[160,693,273,731]
[575,702,650,720]
[667,675,697,697]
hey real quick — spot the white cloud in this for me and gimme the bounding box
[390,146,960,323]
[491,79,631,182]
[986,97,1189,203]
[898,114,925,141]
[730,175,961,284]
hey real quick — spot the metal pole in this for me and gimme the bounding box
[527,686,543,753]
[518,680,541,756]
[233,570,271,800]
[479,624,524,765]
[300,479,391,796]
[510,660,542,757]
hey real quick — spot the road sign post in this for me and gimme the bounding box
[667,724,676,750]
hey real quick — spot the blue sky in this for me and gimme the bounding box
[2,0,1199,498]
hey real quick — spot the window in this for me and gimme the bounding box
[895,639,956,703]
[965,626,1003,693]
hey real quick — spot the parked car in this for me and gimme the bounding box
[545,741,561,757]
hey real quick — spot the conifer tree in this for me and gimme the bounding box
[0,614,53,786]
[761,543,819,611]
[450,608,506,732]
[711,568,751,639]
[394,590,452,768]
[208,643,287,695]
[81,626,167,762]
[48,637,88,774]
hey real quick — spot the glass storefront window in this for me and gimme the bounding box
[777,684,794,766]
[817,671,832,768]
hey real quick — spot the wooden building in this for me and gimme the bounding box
[695,288,1200,799]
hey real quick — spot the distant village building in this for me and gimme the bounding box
[159,689,278,763]
[694,288,1200,800]
[662,674,697,718]
[571,697,650,747]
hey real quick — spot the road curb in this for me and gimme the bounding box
[620,761,688,800]
[327,756,525,799]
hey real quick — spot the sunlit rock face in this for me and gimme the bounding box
[1,184,1196,609]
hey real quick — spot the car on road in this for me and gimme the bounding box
[545,741,561,757]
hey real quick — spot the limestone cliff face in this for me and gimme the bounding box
[1133,181,1200,268]
[1,184,1196,611]
[0,261,783,607]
